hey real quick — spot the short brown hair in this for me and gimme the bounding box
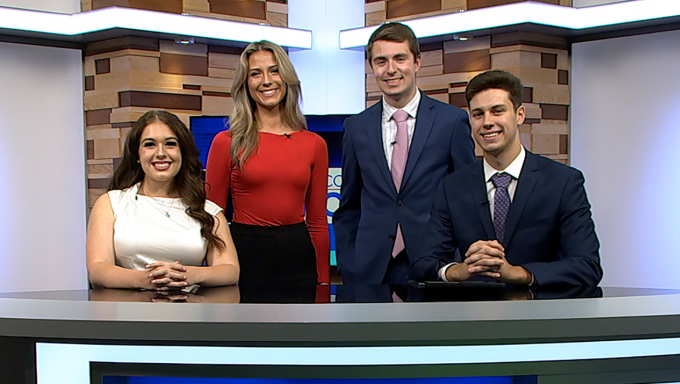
[366,22,420,65]
[465,70,524,111]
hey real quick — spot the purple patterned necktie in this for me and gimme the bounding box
[391,109,409,257]
[491,172,512,243]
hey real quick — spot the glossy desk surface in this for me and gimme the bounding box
[1,286,680,345]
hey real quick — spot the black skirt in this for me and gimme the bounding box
[230,222,317,289]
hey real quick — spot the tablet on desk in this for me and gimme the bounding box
[409,280,506,289]
[408,280,507,301]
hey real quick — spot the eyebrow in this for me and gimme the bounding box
[141,136,179,142]
[249,64,278,71]
[472,103,507,112]
[373,53,408,61]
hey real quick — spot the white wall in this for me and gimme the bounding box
[571,29,680,289]
[0,41,87,292]
[289,0,365,115]
[0,0,79,13]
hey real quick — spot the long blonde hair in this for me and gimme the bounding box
[229,40,307,168]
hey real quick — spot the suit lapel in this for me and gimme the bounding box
[470,162,495,239]
[365,102,396,193]
[401,95,435,189]
[504,151,539,246]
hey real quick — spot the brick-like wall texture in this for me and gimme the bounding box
[365,0,572,164]
[82,0,573,206]
[82,0,289,206]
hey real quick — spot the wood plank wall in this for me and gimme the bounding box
[83,1,289,207]
[81,0,288,26]
[365,0,571,164]
[82,0,572,206]
[365,0,570,23]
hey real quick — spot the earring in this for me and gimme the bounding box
[137,160,140,163]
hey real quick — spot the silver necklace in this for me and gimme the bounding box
[136,184,176,218]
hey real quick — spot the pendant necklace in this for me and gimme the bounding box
[136,183,175,218]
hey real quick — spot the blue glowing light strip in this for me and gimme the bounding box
[339,0,680,48]
[36,337,680,384]
[0,6,312,49]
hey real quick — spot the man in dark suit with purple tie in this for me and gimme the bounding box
[333,23,476,285]
[410,70,603,286]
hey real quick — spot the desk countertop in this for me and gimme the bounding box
[1,286,680,345]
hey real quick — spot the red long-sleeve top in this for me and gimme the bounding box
[205,130,330,284]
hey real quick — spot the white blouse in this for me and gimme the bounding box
[108,183,222,270]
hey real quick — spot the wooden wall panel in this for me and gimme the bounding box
[209,52,240,69]
[86,109,111,125]
[210,0,266,19]
[444,37,491,54]
[386,0,440,19]
[160,53,208,76]
[95,58,110,74]
[558,70,569,85]
[365,1,385,12]
[541,104,569,120]
[92,0,183,13]
[119,90,202,110]
[467,0,559,10]
[492,32,569,50]
[363,29,572,161]
[442,0,466,11]
[533,133,560,155]
[266,11,287,27]
[86,37,159,56]
[366,10,387,26]
[184,0,210,12]
[444,50,491,73]
[159,40,207,57]
[82,29,278,206]
[93,138,120,159]
[85,76,95,91]
[84,0,282,25]
[541,53,557,69]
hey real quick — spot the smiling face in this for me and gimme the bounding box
[247,50,286,112]
[370,39,421,108]
[469,88,525,163]
[138,121,182,186]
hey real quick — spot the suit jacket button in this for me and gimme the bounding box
[397,201,403,206]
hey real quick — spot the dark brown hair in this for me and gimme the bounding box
[366,22,420,65]
[109,110,225,252]
[465,70,524,111]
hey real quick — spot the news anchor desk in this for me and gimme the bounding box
[2,286,680,384]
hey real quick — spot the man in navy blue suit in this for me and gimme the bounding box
[333,22,476,285]
[410,70,602,286]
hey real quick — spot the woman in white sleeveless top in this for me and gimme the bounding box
[87,110,239,289]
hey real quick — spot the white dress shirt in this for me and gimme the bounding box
[381,90,421,170]
[438,147,527,281]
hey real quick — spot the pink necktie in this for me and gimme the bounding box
[391,109,409,257]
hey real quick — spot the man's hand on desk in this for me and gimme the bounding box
[445,240,533,285]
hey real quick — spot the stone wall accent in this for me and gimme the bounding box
[365,0,571,25]
[84,37,241,206]
[81,0,288,27]
[364,2,572,164]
